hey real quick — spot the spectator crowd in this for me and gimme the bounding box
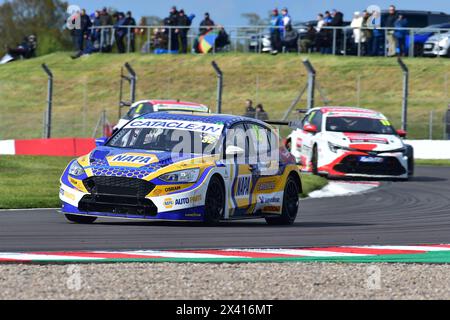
[69,6,230,59]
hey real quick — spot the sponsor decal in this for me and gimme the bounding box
[258,196,281,204]
[110,154,157,164]
[185,213,202,217]
[163,198,174,209]
[263,206,281,212]
[165,186,181,193]
[236,175,251,197]
[174,195,203,206]
[126,120,224,135]
[61,189,76,201]
[257,181,276,191]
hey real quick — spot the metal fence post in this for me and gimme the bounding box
[303,59,316,110]
[429,110,434,140]
[211,61,223,114]
[125,62,137,104]
[118,62,137,118]
[332,28,337,55]
[408,29,414,57]
[41,64,53,139]
[397,58,409,131]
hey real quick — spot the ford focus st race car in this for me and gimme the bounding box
[60,113,301,225]
[114,100,210,132]
[286,107,414,179]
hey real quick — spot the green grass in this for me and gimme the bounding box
[0,156,71,209]
[300,174,328,198]
[0,156,327,209]
[416,159,450,166]
[0,52,449,140]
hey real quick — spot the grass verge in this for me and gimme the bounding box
[0,156,327,209]
[416,159,450,166]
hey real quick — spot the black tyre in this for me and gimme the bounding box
[405,145,414,178]
[203,176,225,225]
[65,214,97,224]
[265,176,300,225]
[311,145,319,175]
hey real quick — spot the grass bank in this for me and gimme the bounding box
[0,52,449,140]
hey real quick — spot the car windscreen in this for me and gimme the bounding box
[107,127,222,154]
[326,116,395,135]
[124,103,154,120]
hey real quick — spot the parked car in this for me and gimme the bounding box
[423,31,450,57]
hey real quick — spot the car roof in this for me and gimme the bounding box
[312,106,379,114]
[136,112,269,128]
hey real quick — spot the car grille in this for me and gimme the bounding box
[78,194,158,216]
[333,155,406,176]
[83,176,155,197]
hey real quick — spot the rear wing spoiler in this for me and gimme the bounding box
[265,120,303,130]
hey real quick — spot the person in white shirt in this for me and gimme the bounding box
[351,11,365,46]
[316,13,325,32]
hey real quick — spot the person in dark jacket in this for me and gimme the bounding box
[269,8,283,54]
[163,7,179,52]
[394,14,408,56]
[385,5,398,57]
[243,100,256,118]
[114,12,127,53]
[177,9,192,53]
[255,104,269,121]
[329,9,344,53]
[199,12,215,35]
[300,24,316,53]
[125,11,136,52]
[281,23,299,52]
[79,9,92,51]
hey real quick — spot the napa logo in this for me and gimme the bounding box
[236,175,251,198]
[163,198,174,209]
[109,153,157,166]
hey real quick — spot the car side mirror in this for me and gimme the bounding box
[225,145,245,156]
[397,129,407,138]
[304,124,318,134]
[95,137,108,147]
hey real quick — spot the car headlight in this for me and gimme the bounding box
[159,168,200,183]
[68,161,85,176]
[328,142,352,153]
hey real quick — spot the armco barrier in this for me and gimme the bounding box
[404,140,450,160]
[0,138,95,157]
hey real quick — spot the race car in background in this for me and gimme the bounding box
[423,31,450,57]
[113,100,210,132]
[60,112,301,225]
[286,107,414,179]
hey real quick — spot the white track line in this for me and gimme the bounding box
[234,249,371,257]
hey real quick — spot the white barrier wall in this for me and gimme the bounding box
[0,140,15,155]
[405,140,450,160]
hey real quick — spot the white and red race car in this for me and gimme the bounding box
[286,107,414,179]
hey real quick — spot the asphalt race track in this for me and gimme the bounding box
[0,166,449,252]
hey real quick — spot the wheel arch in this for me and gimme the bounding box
[288,170,303,195]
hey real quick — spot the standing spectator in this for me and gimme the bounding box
[329,9,344,53]
[125,11,136,52]
[351,11,364,51]
[281,7,291,29]
[269,8,283,54]
[114,12,127,53]
[164,7,180,52]
[199,12,215,35]
[300,24,316,53]
[178,9,193,54]
[99,7,113,50]
[362,11,373,56]
[394,14,408,56]
[91,11,101,43]
[324,11,332,24]
[255,104,269,121]
[385,5,398,57]
[369,9,382,56]
[281,24,299,52]
[316,13,325,32]
[79,9,92,51]
[243,100,256,118]
[446,105,450,140]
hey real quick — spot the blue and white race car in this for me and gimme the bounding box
[60,112,301,225]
